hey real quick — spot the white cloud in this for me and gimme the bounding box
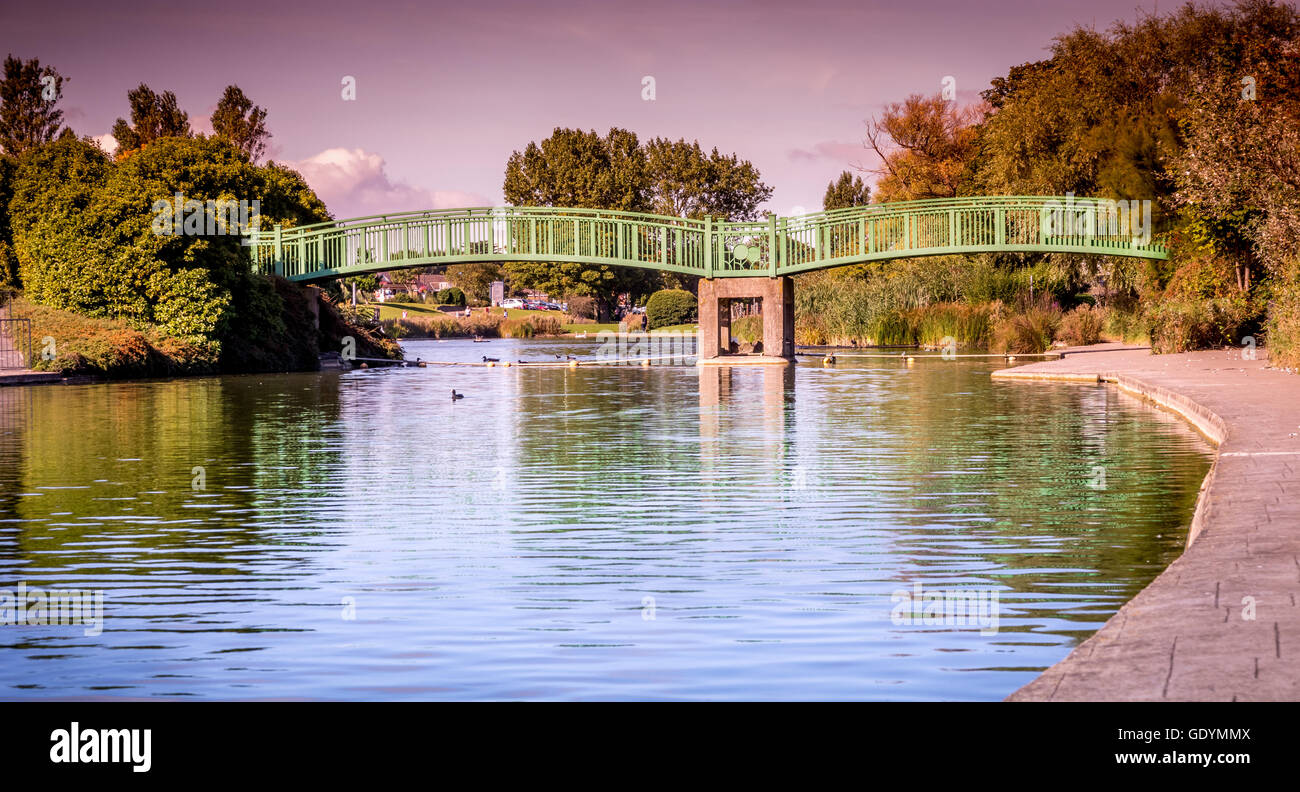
[284,148,488,219]
[92,133,117,156]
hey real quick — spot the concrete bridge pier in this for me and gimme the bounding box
[697,276,795,365]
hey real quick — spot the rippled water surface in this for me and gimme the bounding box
[0,339,1213,700]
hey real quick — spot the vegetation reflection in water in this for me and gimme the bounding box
[0,338,1212,700]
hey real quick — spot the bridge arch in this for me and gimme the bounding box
[249,196,1166,365]
[249,196,1167,283]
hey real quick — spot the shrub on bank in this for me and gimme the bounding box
[1102,299,1148,344]
[6,136,336,372]
[10,297,215,377]
[990,303,1062,354]
[435,287,466,307]
[646,289,697,330]
[1057,304,1105,347]
[1147,295,1258,354]
[566,296,597,320]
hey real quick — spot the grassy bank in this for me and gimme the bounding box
[8,280,399,378]
[373,303,624,337]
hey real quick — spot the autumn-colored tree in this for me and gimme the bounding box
[865,95,982,202]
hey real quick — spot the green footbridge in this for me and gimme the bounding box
[249,195,1166,282]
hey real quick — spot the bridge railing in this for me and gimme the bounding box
[250,206,711,280]
[249,197,1167,281]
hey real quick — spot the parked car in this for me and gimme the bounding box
[500,298,525,309]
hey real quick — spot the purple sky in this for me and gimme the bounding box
[5,0,1186,219]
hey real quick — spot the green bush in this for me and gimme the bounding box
[436,287,466,306]
[646,289,696,329]
[6,135,337,372]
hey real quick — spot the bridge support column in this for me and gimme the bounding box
[697,276,795,365]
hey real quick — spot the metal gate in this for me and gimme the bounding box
[0,298,32,370]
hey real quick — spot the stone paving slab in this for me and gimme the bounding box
[995,344,1300,701]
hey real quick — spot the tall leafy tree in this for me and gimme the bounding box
[643,138,772,220]
[502,127,774,311]
[0,55,68,155]
[502,127,653,317]
[445,261,502,305]
[110,84,191,155]
[822,171,871,210]
[211,85,270,162]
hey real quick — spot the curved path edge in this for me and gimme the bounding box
[993,344,1299,701]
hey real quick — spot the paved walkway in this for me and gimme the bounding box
[995,344,1300,701]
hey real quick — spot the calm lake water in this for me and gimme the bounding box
[0,338,1212,700]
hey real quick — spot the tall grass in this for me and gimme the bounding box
[729,315,763,344]
[381,313,564,339]
[990,301,1062,354]
[1265,261,1300,370]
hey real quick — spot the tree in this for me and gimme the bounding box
[504,127,648,211]
[0,154,18,290]
[445,261,502,305]
[502,127,774,316]
[110,84,191,155]
[823,171,871,210]
[0,55,68,155]
[211,85,270,162]
[8,134,330,369]
[502,127,655,318]
[643,138,772,220]
[865,94,982,202]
